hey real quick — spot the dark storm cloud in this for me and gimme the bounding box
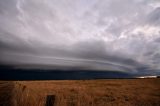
[0,0,160,75]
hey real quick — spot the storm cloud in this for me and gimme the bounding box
[0,0,160,75]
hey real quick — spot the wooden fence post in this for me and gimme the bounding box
[45,95,55,106]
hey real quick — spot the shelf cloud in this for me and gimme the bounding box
[0,0,160,75]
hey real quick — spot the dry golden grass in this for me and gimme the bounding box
[0,79,160,106]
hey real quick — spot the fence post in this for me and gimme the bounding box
[45,95,55,106]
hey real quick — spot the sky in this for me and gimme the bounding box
[0,0,160,75]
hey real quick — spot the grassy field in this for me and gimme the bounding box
[0,79,160,106]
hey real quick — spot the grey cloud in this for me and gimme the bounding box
[154,37,160,43]
[72,40,144,70]
[147,7,160,26]
[0,0,18,15]
[0,0,160,75]
[0,29,34,53]
[152,53,160,63]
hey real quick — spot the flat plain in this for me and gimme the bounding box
[0,79,160,106]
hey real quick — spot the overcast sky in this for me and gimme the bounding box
[0,0,160,75]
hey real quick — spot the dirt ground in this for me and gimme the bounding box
[0,79,160,106]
